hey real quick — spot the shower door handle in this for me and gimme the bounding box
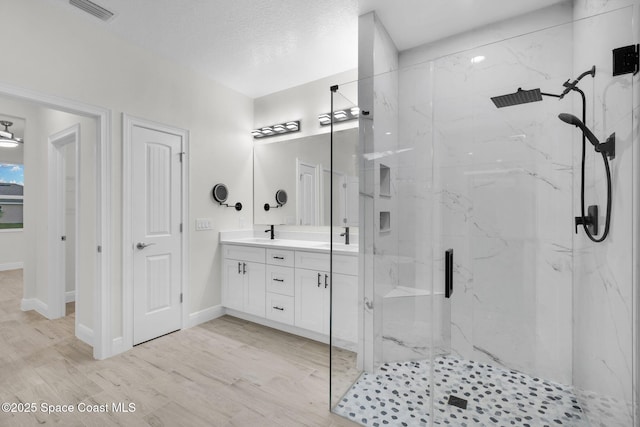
[445,249,453,298]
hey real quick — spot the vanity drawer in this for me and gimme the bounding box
[223,245,265,263]
[294,251,357,276]
[295,251,329,272]
[266,248,294,267]
[266,265,295,296]
[266,293,294,325]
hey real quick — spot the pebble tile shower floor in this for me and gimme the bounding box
[334,356,601,426]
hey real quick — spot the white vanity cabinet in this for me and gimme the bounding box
[294,267,330,333]
[221,241,358,348]
[265,248,295,325]
[294,251,358,344]
[222,245,266,317]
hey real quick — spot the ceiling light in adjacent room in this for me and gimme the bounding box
[0,121,23,148]
[471,55,485,64]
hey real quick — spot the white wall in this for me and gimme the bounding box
[0,0,254,350]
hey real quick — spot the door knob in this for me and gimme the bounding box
[136,242,155,250]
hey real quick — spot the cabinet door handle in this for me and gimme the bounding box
[317,273,321,287]
[324,274,329,288]
[273,306,284,311]
[238,262,241,274]
[243,262,247,275]
[273,278,284,282]
[273,256,285,260]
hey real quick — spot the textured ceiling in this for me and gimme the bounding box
[46,0,566,98]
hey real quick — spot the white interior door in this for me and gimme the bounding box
[47,125,79,321]
[131,125,183,345]
[297,161,317,225]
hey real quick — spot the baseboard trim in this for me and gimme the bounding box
[21,298,49,318]
[76,323,93,346]
[111,336,127,357]
[224,308,330,344]
[65,291,75,303]
[0,262,23,272]
[187,304,225,328]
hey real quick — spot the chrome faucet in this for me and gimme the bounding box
[265,224,275,240]
[340,226,350,245]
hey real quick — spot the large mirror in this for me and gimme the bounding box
[254,127,358,226]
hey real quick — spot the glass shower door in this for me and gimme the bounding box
[430,8,635,427]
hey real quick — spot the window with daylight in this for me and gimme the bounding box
[0,163,24,229]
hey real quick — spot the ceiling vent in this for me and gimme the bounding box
[69,0,115,22]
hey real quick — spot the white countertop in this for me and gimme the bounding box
[219,236,359,255]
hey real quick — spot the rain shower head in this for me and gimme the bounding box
[490,88,543,108]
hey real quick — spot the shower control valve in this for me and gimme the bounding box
[575,205,599,235]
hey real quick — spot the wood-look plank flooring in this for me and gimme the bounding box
[0,269,360,426]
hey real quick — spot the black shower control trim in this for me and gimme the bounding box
[575,205,598,235]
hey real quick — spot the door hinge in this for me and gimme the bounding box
[179,152,186,162]
[97,245,102,253]
[61,235,66,241]
[180,223,183,233]
[180,293,183,303]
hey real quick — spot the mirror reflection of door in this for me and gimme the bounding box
[322,169,359,227]
[297,161,317,225]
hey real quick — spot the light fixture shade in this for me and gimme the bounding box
[318,114,331,124]
[0,139,19,148]
[273,124,286,133]
[318,107,359,126]
[285,121,299,130]
[334,110,348,120]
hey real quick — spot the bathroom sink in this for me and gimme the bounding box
[314,242,359,253]
[222,237,357,252]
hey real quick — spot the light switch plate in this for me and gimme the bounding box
[195,218,213,230]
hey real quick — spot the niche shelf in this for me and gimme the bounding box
[380,211,391,233]
[379,164,391,197]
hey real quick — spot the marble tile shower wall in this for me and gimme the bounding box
[571,3,637,425]
[390,2,637,425]
[415,21,576,385]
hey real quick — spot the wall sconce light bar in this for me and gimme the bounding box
[252,120,300,138]
[318,107,360,126]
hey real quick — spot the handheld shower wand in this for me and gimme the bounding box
[558,112,615,243]
[558,113,615,159]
